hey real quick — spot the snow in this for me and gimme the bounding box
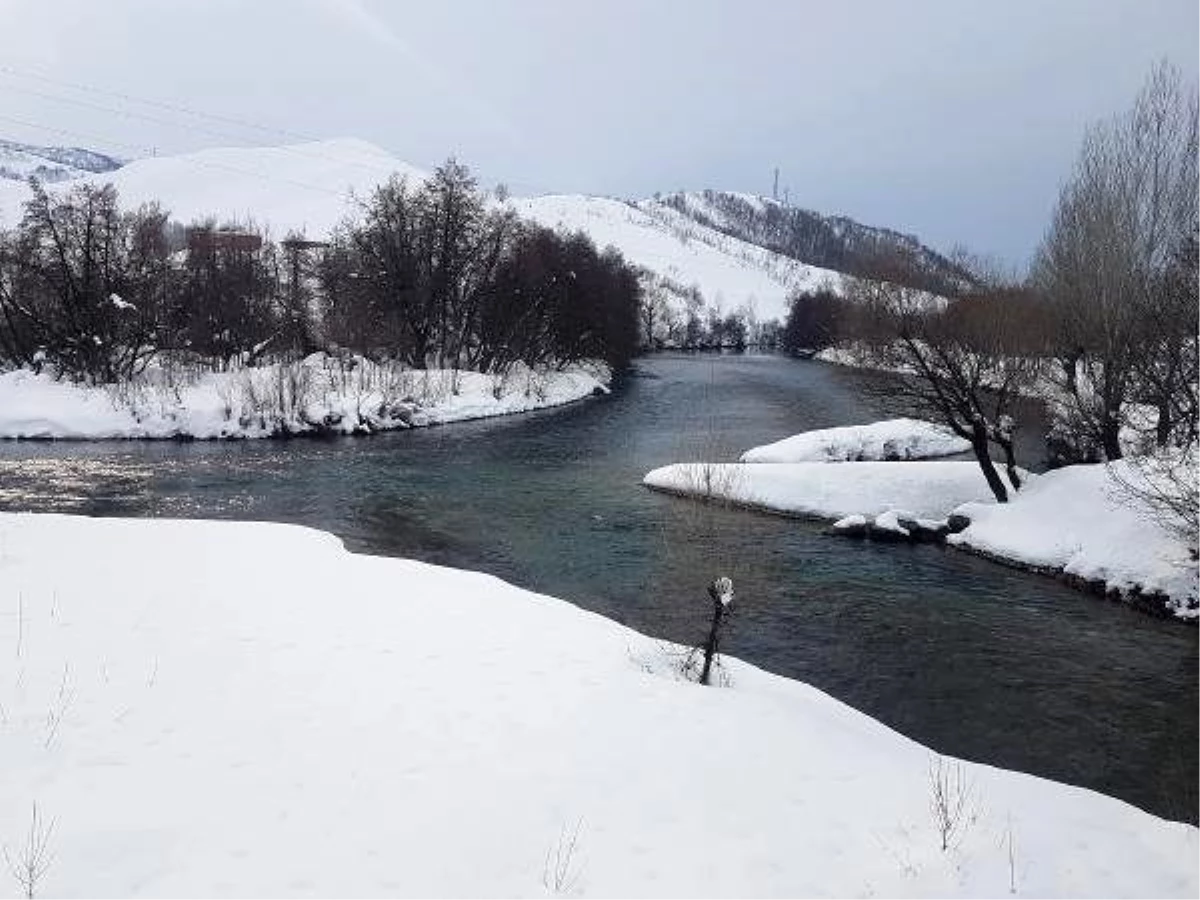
[949,461,1198,618]
[832,513,868,529]
[872,508,913,537]
[0,355,607,440]
[644,460,999,521]
[512,194,840,321]
[0,139,425,237]
[0,139,842,322]
[0,512,1194,897]
[645,455,1197,619]
[740,418,969,463]
[0,140,117,184]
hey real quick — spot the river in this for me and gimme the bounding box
[1,353,1195,822]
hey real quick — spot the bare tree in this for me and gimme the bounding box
[1035,61,1198,460]
[847,256,1045,502]
[0,182,167,383]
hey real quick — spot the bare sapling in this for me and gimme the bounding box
[928,754,976,851]
[542,818,584,895]
[1003,812,1018,894]
[4,803,55,899]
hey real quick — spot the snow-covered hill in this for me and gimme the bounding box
[512,194,841,321]
[0,138,941,322]
[644,189,971,295]
[0,138,424,240]
[0,138,123,183]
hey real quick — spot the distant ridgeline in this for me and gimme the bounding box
[0,139,124,184]
[652,190,973,295]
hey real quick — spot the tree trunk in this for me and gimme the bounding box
[998,438,1022,491]
[1101,414,1123,460]
[1156,397,1173,447]
[971,423,1009,503]
[699,599,725,687]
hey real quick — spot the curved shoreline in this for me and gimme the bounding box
[643,478,1196,624]
[0,359,611,441]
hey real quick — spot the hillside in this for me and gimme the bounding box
[0,138,123,183]
[512,194,841,321]
[0,138,952,322]
[643,190,971,295]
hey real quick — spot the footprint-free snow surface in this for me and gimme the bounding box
[0,514,1195,897]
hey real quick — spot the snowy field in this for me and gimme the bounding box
[0,513,1194,898]
[740,418,969,463]
[0,355,607,440]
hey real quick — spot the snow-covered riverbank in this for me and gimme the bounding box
[645,418,1198,620]
[0,513,1194,897]
[645,459,997,521]
[0,355,608,439]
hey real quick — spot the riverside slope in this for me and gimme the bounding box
[0,513,1195,897]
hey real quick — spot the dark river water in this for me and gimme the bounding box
[1,353,1196,822]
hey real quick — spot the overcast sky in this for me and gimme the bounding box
[0,0,1195,265]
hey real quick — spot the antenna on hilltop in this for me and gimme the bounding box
[772,167,779,201]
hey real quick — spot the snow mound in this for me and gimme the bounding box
[643,461,999,520]
[741,418,970,463]
[0,512,1194,896]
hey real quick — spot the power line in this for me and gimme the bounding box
[0,113,352,199]
[0,66,407,177]
[0,63,326,148]
[0,63,573,198]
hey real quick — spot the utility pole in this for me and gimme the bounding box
[772,167,779,201]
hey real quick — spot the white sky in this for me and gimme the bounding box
[0,0,1196,266]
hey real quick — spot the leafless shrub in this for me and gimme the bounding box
[525,368,550,402]
[542,818,584,895]
[676,462,746,506]
[43,663,74,750]
[928,754,976,852]
[1001,813,1019,895]
[15,593,23,659]
[4,802,55,899]
[231,362,315,431]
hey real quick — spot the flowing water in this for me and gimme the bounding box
[1,353,1195,821]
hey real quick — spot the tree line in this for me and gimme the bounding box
[779,62,1197,548]
[0,159,641,385]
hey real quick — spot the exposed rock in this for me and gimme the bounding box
[898,515,950,544]
[946,512,972,533]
